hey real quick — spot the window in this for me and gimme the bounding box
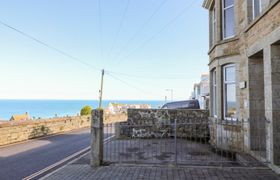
[222,0,235,39]
[212,69,217,117]
[223,64,237,120]
[210,7,216,47]
[253,0,262,19]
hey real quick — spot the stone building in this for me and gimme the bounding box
[203,0,280,169]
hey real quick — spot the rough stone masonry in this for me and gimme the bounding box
[116,109,209,140]
[0,116,91,146]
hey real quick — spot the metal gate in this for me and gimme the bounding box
[102,118,262,166]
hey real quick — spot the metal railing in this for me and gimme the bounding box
[102,117,267,167]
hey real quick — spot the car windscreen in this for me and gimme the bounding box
[162,100,199,109]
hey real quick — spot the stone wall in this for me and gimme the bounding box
[117,109,209,140]
[209,118,244,152]
[246,1,280,47]
[104,113,127,124]
[0,116,91,146]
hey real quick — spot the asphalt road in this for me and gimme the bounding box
[0,128,96,180]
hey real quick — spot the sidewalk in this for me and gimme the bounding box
[42,153,280,180]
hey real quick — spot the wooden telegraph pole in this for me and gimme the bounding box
[98,69,105,109]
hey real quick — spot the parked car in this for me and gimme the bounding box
[161,100,200,109]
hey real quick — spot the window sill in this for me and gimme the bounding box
[245,0,280,33]
[208,37,239,54]
[209,117,242,126]
[220,121,241,126]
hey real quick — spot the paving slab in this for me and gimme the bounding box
[42,152,280,180]
[103,138,262,167]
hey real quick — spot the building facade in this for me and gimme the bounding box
[191,74,210,109]
[203,0,280,169]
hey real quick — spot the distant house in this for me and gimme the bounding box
[10,113,30,121]
[191,74,209,109]
[107,103,151,114]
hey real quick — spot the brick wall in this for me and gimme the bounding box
[0,116,91,146]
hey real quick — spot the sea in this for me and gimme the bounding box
[0,100,165,121]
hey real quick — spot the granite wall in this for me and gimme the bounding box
[0,116,91,146]
[116,109,209,140]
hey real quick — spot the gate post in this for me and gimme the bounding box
[174,118,177,165]
[90,109,104,167]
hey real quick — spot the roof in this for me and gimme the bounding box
[10,113,30,121]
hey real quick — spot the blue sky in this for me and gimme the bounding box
[0,0,208,100]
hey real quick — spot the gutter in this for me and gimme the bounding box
[202,0,213,9]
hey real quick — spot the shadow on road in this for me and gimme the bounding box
[0,128,91,180]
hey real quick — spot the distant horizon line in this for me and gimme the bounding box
[0,99,167,101]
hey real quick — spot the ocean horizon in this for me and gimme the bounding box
[0,99,165,120]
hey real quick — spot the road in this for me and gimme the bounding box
[0,128,97,180]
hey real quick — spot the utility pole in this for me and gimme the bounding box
[98,69,105,109]
[165,89,173,101]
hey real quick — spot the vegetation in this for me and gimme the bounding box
[80,105,92,116]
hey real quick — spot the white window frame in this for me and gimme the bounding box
[211,7,216,47]
[252,0,262,19]
[212,69,217,117]
[223,64,237,121]
[222,0,235,40]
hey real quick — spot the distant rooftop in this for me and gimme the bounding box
[10,113,30,121]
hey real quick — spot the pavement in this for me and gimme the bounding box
[1,128,279,180]
[0,128,92,180]
[42,137,280,180]
[103,138,261,167]
[42,152,280,180]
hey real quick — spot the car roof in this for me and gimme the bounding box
[164,100,198,105]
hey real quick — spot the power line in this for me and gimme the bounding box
[107,70,197,80]
[0,20,101,71]
[107,0,131,62]
[111,0,168,64]
[0,20,196,81]
[114,0,197,66]
[106,72,156,95]
[0,1,199,86]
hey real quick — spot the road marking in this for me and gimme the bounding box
[23,135,115,180]
[104,135,115,142]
